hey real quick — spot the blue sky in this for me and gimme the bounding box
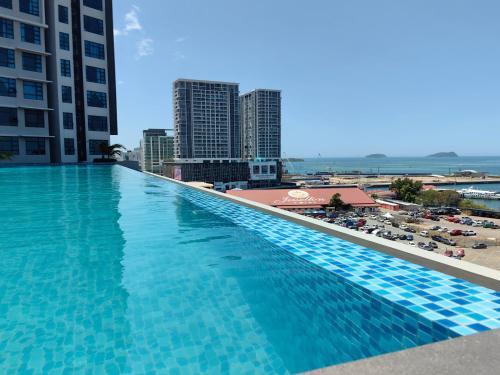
[111,0,500,157]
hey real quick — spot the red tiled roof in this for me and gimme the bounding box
[227,188,377,208]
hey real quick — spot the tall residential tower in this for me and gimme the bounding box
[240,89,281,160]
[173,79,240,160]
[0,0,117,164]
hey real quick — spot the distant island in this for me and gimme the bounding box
[365,154,387,159]
[427,152,458,158]
[286,158,305,162]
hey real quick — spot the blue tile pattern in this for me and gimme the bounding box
[178,184,500,336]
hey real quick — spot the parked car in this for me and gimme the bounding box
[399,234,407,241]
[472,243,488,249]
[442,238,457,246]
[462,230,476,236]
[384,220,392,225]
[420,230,429,237]
[430,226,441,231]
[406,234,414,241]
[428,242,438,249]
[408,241,416,246]
[450,229,462,236]
[418,242,433,251]
[431,235,443,242]
[400,224,408,230]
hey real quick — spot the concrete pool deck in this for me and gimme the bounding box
[146,172,500,291]
[302,328,500,375]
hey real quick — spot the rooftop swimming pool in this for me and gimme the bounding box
[0,165,499,374]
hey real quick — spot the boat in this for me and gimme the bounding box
[457,187,500,200]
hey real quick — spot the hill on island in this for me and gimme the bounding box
[427,152,458,158]
[365,154,387,158]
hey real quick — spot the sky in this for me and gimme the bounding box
[111,0,500,157]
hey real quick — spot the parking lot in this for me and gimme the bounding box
[317,210,500,271]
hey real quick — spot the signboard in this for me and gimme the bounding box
[173,166,182,181]
[271,190,327,206]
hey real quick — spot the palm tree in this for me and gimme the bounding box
[98,142,126,160]
[0,152,11,160]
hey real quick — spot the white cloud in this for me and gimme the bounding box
[175,36,188,43]
[115,5,142,37]
[173,50,186,60]
[137,38,154,57]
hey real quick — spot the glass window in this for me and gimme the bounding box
[0,136,19,154]
[86,66,106,84]
[58,5,68,23]
[87,90,107,108]
[61,85,72,103]
[89,139,107,155]
[83,15,104,35]
[0,107,17,126]
[0,77,16,97]
[22,52,42,72]
[63,112,73,129]
[20,23,41,44]
[261,165,268,174]
[60,59,71,77]
[253,165,260,174]
[0,1,13,9]
[83,0,102,11]
[84,40,105,59]
[270,165,276,174]
[59,32,70,50]
[25,137,45,155]
[88,115,107,131]
[64,138,75,155]
[0,18,14,39]
[24,109,44,127]
[0,47,15,68]
[23,81,43,100]
[19,0,39,16]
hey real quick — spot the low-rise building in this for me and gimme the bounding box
[227,187,378,213]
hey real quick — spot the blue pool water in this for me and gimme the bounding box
[0,166,498,374]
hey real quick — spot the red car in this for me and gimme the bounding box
[450,229,462,236]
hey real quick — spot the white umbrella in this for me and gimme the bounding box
[383,212,394,219]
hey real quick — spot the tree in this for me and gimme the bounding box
[0,152,11,160]
[418,190,461,207]
[329,193,351,211]
[99,142,126,160]
[459,199,488,210]
[389,178,423,203]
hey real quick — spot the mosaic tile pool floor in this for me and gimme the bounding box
[0,165,498,374]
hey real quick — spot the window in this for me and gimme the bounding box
[89,139,107,155]
[64,138,75,155]
[58,5,68,23]
[25,137,45,155]
[0,18,14,39]
[0,1,13,9]
[86,66,106,84]
[83,0,102,11]
[0,107,17,126]
[270,165,276,174]
[83,16,103,35]
[252,165,260,174]
[23,81,43,100]
[24,109,44,128]
[87,90,107,108]
[84,41,105,59]
[20,23,41,44]
[0,47,15,68]
[261,165,268,174]
[0,136,19,154]
[59,32,70,50]
[19,0,39,16]
[63,112,73,129]
[61,85,72,103]
[22,52,42,72]
[0,77,16,97]
[88,115,107,131]
[60,59,71,77]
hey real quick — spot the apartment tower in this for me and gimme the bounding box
[240,89,281,160]
[173,79,240,160]
[140,128,174,173]
[0,0,117,164]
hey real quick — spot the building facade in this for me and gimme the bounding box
[240,89,281,160]
[173,79,240,160]
[140,128,174,173]
[0,0,117,164]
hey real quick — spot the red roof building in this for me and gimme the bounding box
[226,188,378,212]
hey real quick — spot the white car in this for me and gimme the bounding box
[370,215,377,219]
[420,231,429,237]
[384,220,392,225]
[400,224,408,230]
[472,222,482,227]
[438,227,449,233]
[408,241,416,247]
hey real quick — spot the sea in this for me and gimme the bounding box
[284,156,500,211]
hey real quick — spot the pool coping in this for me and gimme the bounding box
[144,172,500,291]
[300,328,500,375]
